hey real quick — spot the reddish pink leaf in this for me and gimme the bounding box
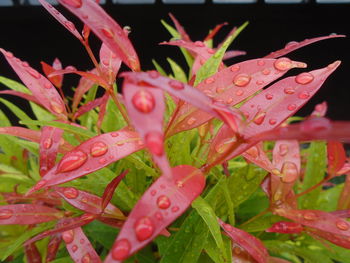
[39,126,63,177]
[74,94,107,119]
[327,141,346,177]
[204,22,228,42]
[0,126,73,154]
[57,0,140,71]
[62,227,101,263]
[99,43,122,85]
[25,243,41,263]
[243,143,275,173]
[168,13,191,42]
[46,234,62,262]
[25,214,97,245]
[307,228,350,249]
[338,173,350,210]
[101,170,128,211]
[265,221,303,234]
[0,48,67,119]
[0,90,41,105]
[0,204,63,225]
[1,191,61,207]
[97,93,109,132]
[72,69,97,112]
[97,217,123,229]
[222,50,247,60]
[275,209,350,237]
[311,101,328,117]
[330,210,350,218]
[41,60,63,89]
[55,187,125,219]
[38,0,83,41]
[264,34,345,59]
[105,165,206,262]
[219,218,269,263]
[27,127,144,193]
[123,81,171,176]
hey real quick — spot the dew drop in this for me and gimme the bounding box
[262,69,271,75]
[246,146,259,158]
[148,70,159,79]
[216,87,225,93]
[187,117,196,125]
[253,111,266,125]
[257,60,265,66]
[176,180,184,188]
[285,41,298,49]
[43,138,53,149]
[63,187,79,199]
[233,74,251,87]
[284,87,295,95]
[155,212,163,220]
[26,68,41,79]
[298,91,310,99]
[336,220,349,231]
[5,51,13,58]
[72,245,78,252]
[226,98,233,104]
[151,190,157,196]
[256,80,264,85]
[80,238,85,244]
[279,144,289,156]
[235,89,244,96]
[223,223,233,232]
[112,239,131,261]
[230,65,240,72]
[145,131,163,156]
[34,180,47,190]
[269,118,277,125]
[0,209,13,220]
[81,253,91,263]
[50,100,65,114]
[62,230,74,244]
[281,161,298,183]
[44,82,52,89]
[101,28,114,39]
[265,93,273,100]
[90,141,108,157]
[157,195,171,209]
[62,0,82,8]
[111,132,119,137]
[295,72,314,85]
[99,158,107,165]
[207,48,215,54]
[287,104,297,111]
[205,77,215,84]
[274,57,292,71]
[102,59,109,66]
[194,41,205,47]
[57,150,88,173]
[22,61,29,67]
[64,21,76,32]
[132,89,155,113]
[171,206,180,212]
[169,80,184,90]
[134,216,154,241]
[303,212,317,220]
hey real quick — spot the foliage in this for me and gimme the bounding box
[0,0,349,262]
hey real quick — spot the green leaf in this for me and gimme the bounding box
[316,183,343,212]
[0,109,11,126]
[0,76,29,93]
[192,197,226,262]
[204,235,232,263]
[83,220,118,249]
[167,58,187,83]
[30,101,55,122]
[152,59,167,76]
[101,97,127,133]
[298,141,327,209]
[221,179,235,225]
[194,22,248,86]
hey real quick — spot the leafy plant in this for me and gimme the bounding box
[0,0,350,262]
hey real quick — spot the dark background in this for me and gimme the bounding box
[0,1,349,122]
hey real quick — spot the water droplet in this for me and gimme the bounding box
[62,0,82,7]
[284,87,295,95]
[44,82,52,89]
[205,77,215,84]
[226,98,233,104]
[111,132,119,137]
[72,245,78,252]
[171,206,179,212]
[233,74,251,87]
[50,100,65,114]
[112,239,131,260]
[99,158,107,165]
[34,180,47,190]
[265,93,273,100]
[81,253,90,263]
[22,61,29,67]
[80,238,85,244]
[145,131,163,156]
[285,41,298,49]
[0,209,13,219]
[64,21,76,32]
[5,51,13,58]
[298,91,310,99]
[148,70,159,79]
[194,41,204,47]
[63,187,79,199]
[160,184,166,189]
[176,180,184,188]
[269,118,277,125]
[246,146,259,158]
[26,68,41,79]
[90,141,108,157]
[256,80,264,85]
[57,150,88,173]
[303,212,317,220]
[187,117,196,125]
[233,246,241,255]
[155,212,163,220]
[279,144,289,156]
[151,190,157,196]
[295,72,314,85]
[274,57,292,71]
[207,48,215,54]
[262,69,270,75]
[230,65,240,72]
[223,223,233,232]
[235,89,244,96]
[336,220,349,231]
[287,104,297,111]
[281,162,298,183]
[169,80,184,90]
[62,230,74,244]
[253,111,266,125]
[101,28,114,39]
[134,216,154,241]
[257,60,265,66]
[132,89,155,113]
[43,138,53,149]
[157,195,171,209]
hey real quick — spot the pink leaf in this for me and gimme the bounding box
[243,143,275,173]
[99,43,122,85]
[39,126,63,177]
[219,218,269,263]
[46,234,62,262]
[311,101,328,117]
[264,34,345,59]
[327,141,346,177]
[222,50,246,60]
[74,94,107,119]
[101,170,128,211]
[62,227,101,263]
[0,90,42,105]
[307,228,350,249]
[168,13,191,42]
[338,173,350,210]
[0,49,67,119]
[57,0,140,71]
[72,69,97,112]
[123,81,171,176]
[27,127,144,193]
[41,60,63,89]
[38,0,83,41]
[0,204,63,225]
[204,22,228,42]
[24,243,41,263]
[55,187,124,219]
[265,221,303,234]
[105,165,206,262]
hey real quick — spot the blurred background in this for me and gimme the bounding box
[0,0,349,122]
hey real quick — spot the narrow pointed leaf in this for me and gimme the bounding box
[62,227,101,263]
[327,141,346,177]
[265,221,303,234]
[25,243,42,263]
[222,50,246,60]
[38,0,83,41]
[72,69,97,112]
[204,22,228,42]
[101,170,128,211]
[105,165,206,262]
[338,174,350,210]
[312,101,328,117]
[74,94,107,119]
[41,60,63,89]
[57,0,140,71]
[0,204,63,225]
[243,143,275,173]
[307,228,350,249]
[28,127,144,193]
[0,90,41,105]
[46,234,62,262]
[264,34,345,59]
[123,81,171,176]
[168,13,191,42]
[0,48,67,118]
[99,43,122,84]
[218,218,269,263]
[39,126,63,176]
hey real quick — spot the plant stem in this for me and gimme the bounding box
[108,89,130,125]
[295,178,327,198]
[239,209,269,227]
